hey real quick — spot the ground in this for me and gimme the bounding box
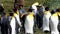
[20,27,50,34]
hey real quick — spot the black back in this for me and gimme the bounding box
[58,15,60,32]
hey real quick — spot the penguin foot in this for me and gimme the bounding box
[44,30,50,33]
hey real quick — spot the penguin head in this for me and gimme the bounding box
[28,6,34,12]
[45,6,50,11]
[56,8,60,12]
[9,10,14,16]
[55,8,60,20]
[56,8,60,16]
[32,2,39,11]
[51,10,56,14]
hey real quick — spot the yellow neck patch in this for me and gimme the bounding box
[44,11,50,15]
[52,13,58,17]
[14,13,17,16]
[27,13,34,19]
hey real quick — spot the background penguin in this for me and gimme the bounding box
[10,12,16,34]
[1,12,9,34]
[13,8,22,34]
[36,4,44,29]
[49,9,60,34]
[0,4,8,34]
[43,6,51,32]
[10,8,22,34]
[58,13,60,32]
[31,2,39,32]
[31,2,39,15]
[0,4,4,27]
[8,11,14,34]
[24,7,35,34]
[57,8,60,32]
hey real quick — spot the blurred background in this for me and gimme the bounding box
[0,0,60,12]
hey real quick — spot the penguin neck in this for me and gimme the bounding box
[45,10,50,12]
[11,16,14,19]
[57,12,60,16]
[14,10,19,15]
[57,12,60,20]
[27,12,34,19]
[52,13,58,17]
[14,13,17,16]
[44,10,51,14]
